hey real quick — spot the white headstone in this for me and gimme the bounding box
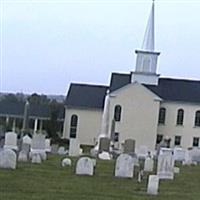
[147,175,159,195]
[76,157,94,176]
[98,151,112,160]
[18,151,28,162]
[45,139,51,153]
[4,132,18,151]
[115,154,134,178]
[61,158,72,167]
[69,139,80,157]
[31,133,45,151]
[31,133,46,158]
[144,157,154,172]
[183,150,192,165]
[157,149,174,180]
[189,148,200,163]
[174,147,186,162]
[31,153,42,164]
[58,147,66,155]
[40,152,47,161]
[23,135,32,145]
[0,149,17,169]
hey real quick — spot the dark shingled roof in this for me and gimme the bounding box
[65,73,200,109]
[109,72,131,92]
[145,78,200,103]
[65,83,108,109]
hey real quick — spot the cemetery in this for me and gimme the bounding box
[0,131,200,200]
[1,1,200,199]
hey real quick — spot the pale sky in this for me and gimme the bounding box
[1,0,200,95]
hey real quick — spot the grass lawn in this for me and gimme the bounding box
[0,155,200,200]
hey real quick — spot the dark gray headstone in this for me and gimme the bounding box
[0,138,5,148]
[51,144,59,154]
[22,143,30,154]
[124,139,135,154]
[99,137,110,152]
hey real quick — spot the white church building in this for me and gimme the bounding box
[63,2,200,152]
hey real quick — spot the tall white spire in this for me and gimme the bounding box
[142,0,155,51]
[132,0,160,86]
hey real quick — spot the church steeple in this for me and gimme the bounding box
[142,0,155,51]
[132,0,160,85]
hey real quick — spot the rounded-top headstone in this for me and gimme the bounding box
[115,153,134,178]
[0,149,17,169]
[76,157,94,176]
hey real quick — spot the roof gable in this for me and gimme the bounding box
[109,72,131,92]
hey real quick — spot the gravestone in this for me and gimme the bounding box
[58,147,66,155]
[183,150,192,165]
[157,148,174,180]
[159,147,173,155]
[76,157,94,176]
[0,149,17,169]
[18,151,28,162]
[22,143,30,154]
[51,144,59,154]
[31,133,45,155]
[45,139,51,153]
[144,157,154,172]
[32,153,42,164]
[98,151,112,160]
[147,175,159,195]
[115,154,134,178]
[189,148,200,163]
[123,139,135,154]
[137,145,148,159]
[99,137,110,152]
[23,135,32,145]
[61,158,72,167]
[174,147,186,162]
[69,139,80,157]
[4,132,18,151]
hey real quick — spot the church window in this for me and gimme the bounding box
[195,111,200,127]
[156,134,163,144]
[70,114,78,138]
[111,132,119,142]
[174,136,181,146]
[114,105,122,122]
[193,137,199,147]
[176,109,184,125]
[158,108,166,124]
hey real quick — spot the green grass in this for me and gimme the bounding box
[0,155,200,200]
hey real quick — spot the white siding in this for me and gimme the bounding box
[158,102,200,148]
[109,83,161,151]
[63,107,102,145]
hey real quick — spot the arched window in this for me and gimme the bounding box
[158,107,166,124]
[114,105,122,122]
[195,111,200,127]
[176,109,184,125]
[70,114,78,138]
